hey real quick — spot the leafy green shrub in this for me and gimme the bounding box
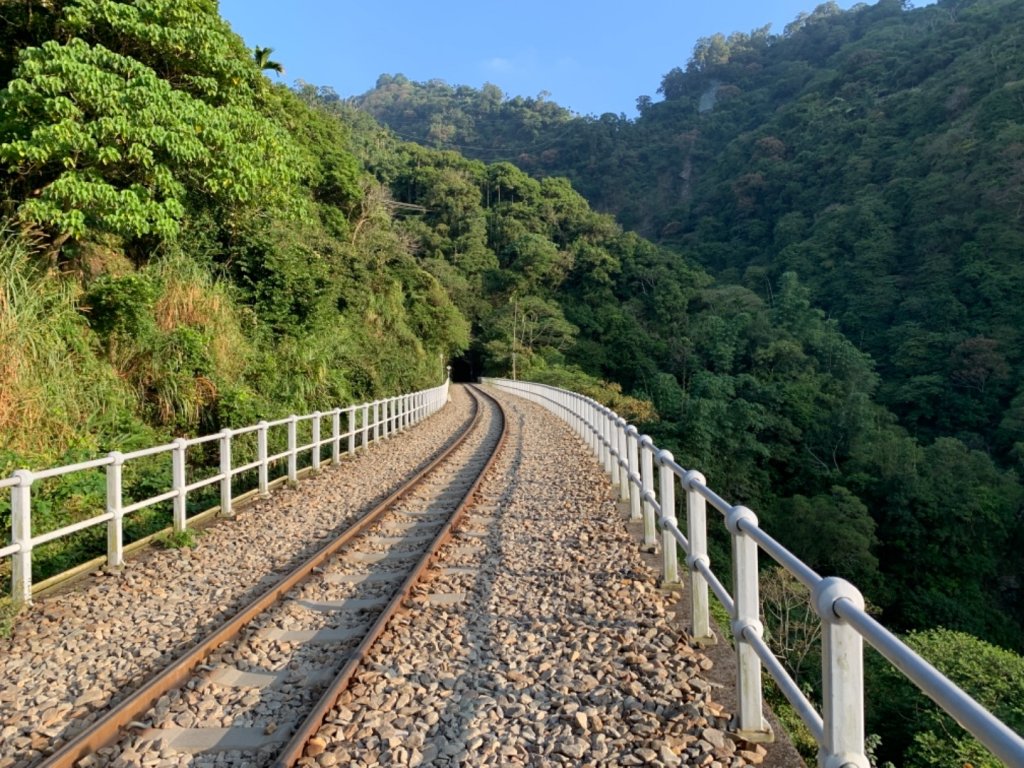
[155,528,200,550]
[83,273,159,344]
[520,362,657,423]
[0,33,307,242]
[867,628,1024,768]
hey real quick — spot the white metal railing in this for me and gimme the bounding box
[1,379,451,605]
[484,377,1024,768]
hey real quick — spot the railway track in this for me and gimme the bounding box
[39,385,506,768]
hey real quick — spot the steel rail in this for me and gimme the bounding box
[39,385,494,768]
[274,384,508,766]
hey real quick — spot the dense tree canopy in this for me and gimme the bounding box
[0,0,469,449]
[2,1,1022,764]
[356,0,1024,468]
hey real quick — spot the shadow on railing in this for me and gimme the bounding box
[484,377,1024,768]
[1,380,451,605]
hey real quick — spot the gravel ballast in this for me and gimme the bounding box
[301,388,771,767]
[0,389,475,767]
[1,385,783,767]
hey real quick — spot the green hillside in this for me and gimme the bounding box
[1,1,1022,764]
[356,0,1024,467]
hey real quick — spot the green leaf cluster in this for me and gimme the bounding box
[1,34,306,240]
[867,628,1024,767]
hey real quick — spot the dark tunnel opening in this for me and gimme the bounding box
[449,350,484,383]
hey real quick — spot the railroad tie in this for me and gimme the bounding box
[134,724,294,753]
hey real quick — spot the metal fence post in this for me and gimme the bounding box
[362,403,370,448]
[640,436,657,549]
[220,429,233,517]
[173,438,189,530]
[626,426,641,520]
[106,452,124,568]
[726,505,771,740]
[331,409,341,465]
[617,417,630,501]
[813,578,869,768]
[590,401,600,458]
[311,412,321,472]
[256,423,269,498]
[373,401,380,442]
[657,451,680,587]
[347,407,356,456]
[683,470,714,644]
[287,416,298,484]
[603,410,615,478]
[11,470,33,605]
[608,411,619,479]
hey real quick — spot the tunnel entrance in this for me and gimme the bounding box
[450,351,484,383]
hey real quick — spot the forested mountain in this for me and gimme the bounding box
[1,1,1022,765]
[355,0,1024,469]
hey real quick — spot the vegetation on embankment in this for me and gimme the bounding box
[351,0,1024,649]
[0,0,640,576]
[1,1,1022,765]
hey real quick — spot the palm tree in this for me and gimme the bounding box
[253,46,284,76]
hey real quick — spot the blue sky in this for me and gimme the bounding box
[219,1,934,117]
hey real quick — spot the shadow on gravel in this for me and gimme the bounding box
[418,406,529,765]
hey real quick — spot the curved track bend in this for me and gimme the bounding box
[40,385,506,768]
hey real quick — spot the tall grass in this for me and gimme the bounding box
[0,229,155,591]
[0,229,139,462]
[81,250,257,432]
[150,251,252,385]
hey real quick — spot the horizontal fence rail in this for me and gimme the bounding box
[2,380,451,606]
[484,377,1024,768]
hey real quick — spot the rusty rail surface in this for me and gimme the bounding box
[39,384,505,768]
[275,383,507,766]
